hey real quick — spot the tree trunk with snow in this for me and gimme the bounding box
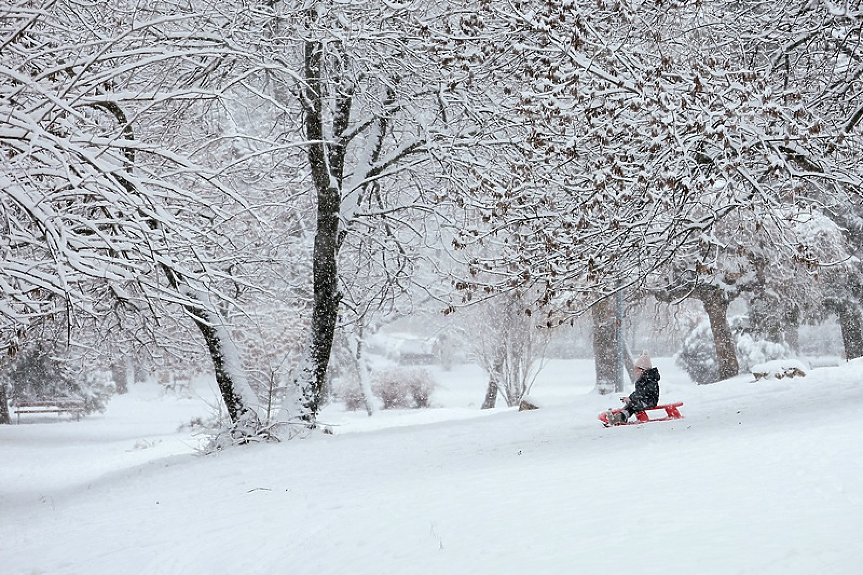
[835,302,863,360]
[111,361,128,395]
[162,266,261,430]
[189,309,259,427]
[592,297,619,394]
[481,379,499,410]
[125,358,136,395]
[0,383,9,424]
[481,348,506,410]
[823,270,863,361]
[290,38,348,424]
[698,288,739,381]
[783,320,801,354]
[350,327,376,417]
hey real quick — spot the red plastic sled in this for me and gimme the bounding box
[598,402,684,427]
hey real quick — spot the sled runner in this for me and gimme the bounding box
[598,402,684,427]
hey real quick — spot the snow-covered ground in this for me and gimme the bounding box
[1,357,861,575]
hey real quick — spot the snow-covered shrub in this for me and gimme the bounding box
[676,316,793,384]
[676,321,720,384]
[79,371,116,414]
[409,372,434,408]
[371,367,436,409]
[374,383,402,409]
[336,377,367,411]
[0,345,114,414]
[735,332,793,373]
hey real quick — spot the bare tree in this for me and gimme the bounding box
[467,290,550,408]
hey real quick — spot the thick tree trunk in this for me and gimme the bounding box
[699,288,739,381]
[289,34,360,425]
[98,82,260,430]
[297,194,341,420]
[189,310,259,427]
[481,344,504,409]
[592,297,619,394]
[111,361,128,395]
[481,379,498,409]
[623,341,636,384]
[0,383,10,424]
[836,303,863,360]
[295,38,347,423]
[162,266,260,429]
[783,322,800,353]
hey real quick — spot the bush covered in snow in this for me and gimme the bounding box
[338,379,368,412]
[370,367,436,409]
[735,332,793,373]
[676,316,793,384]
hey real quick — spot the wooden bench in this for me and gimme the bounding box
[12,399,86,423]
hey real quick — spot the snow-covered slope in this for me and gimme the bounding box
[1,358,861,575]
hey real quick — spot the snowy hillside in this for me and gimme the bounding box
[1,358,861,575]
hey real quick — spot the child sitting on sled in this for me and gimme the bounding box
[606,351,660,425]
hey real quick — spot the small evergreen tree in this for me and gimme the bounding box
[676,321,721,385]
[676,317,793,384]
[0,345,114,414]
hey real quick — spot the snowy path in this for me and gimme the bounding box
[1,359,861,574]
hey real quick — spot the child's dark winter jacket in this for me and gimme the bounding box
[628,367,660,412]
